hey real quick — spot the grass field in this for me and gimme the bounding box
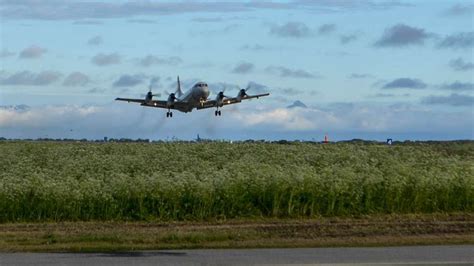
[0,141,472,222]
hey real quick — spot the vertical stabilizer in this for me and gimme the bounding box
[177,76,183,97]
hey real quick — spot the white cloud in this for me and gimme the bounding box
[0,103,472,140]
[0,105,101,127]
[234,108,317,130]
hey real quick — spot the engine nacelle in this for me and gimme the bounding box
[167,93,177,107]
[236,89,247,102]
[215,91,226,107]
[145,91,153,103]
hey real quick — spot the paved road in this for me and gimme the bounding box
[1,245,473,265]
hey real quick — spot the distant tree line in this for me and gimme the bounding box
[0,136,472,145]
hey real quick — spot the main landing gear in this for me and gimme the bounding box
[166,110,173,118]
[214,110,221,116]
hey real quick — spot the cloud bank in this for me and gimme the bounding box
[440,81,474,92]
[0,1,409,21]
[1,102,471,140]
[0,71,61,86]
[422,93,473,107]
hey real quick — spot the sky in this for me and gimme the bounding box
[0,0,473,141]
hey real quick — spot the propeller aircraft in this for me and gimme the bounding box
[115,76,270,117]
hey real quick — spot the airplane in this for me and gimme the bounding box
[115,76,270,117]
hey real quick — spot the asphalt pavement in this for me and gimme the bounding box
[1,245,473,265]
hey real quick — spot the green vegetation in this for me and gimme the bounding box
[0,141,472,222]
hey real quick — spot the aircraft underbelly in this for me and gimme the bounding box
[161,86,210,113]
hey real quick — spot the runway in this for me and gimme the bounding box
[1,245,473,265]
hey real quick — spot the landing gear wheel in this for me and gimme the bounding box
[215,110,218,116]
[166,112,169,117]
[170,112,173,117]
[218,110,221,116]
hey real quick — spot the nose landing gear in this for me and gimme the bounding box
[166,109,173,118]
[214,110,221,116]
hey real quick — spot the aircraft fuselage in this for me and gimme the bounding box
[174,82,210,112]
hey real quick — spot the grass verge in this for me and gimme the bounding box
[0,213,472,252]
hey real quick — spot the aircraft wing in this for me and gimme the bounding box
[235,93,270,101]
[115,98,146,104]
[115,98,169,108]
[141,100,169,109]
[115,98,192,111]
[197,93,270,110]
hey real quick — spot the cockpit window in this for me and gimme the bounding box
[198,84,202,87]
[204,83,207,87]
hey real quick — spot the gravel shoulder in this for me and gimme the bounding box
[0,213,472,252]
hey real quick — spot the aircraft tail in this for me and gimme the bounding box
[176,76,183,97]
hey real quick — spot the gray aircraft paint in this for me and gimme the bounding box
[115,76,269,117]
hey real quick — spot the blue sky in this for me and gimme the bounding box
[0,0,473,140]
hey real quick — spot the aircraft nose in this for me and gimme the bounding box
[203,86,210,99]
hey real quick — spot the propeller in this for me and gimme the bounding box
[150,84,161,96]
[145,81,161,98]
[217,91,229,99]
[237,84,251,98]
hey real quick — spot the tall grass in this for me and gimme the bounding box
[0,141,472,222]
